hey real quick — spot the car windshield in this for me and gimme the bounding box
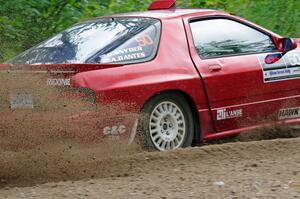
[8,17,161,65]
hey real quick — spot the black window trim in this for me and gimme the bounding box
[188,15,279,60]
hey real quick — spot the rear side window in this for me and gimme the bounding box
[94,20,160,64]
[190,18,277,59]
[9,18,161,65]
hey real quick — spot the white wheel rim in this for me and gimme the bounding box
[149,101,186,151]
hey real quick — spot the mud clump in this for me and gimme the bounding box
[0,72,142,187]
[0,72,139,150]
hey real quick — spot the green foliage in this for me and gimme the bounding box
[0,0,299,62]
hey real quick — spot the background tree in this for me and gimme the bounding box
[0,0,299,62]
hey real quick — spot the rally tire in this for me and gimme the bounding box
[138,93,194,151]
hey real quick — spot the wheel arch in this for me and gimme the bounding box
[140,89,202,144]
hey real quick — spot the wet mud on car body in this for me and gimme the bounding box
[1,0,299,151]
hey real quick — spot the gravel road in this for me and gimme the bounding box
[1,135,300,199]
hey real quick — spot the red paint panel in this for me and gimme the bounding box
[183,14,300,135]
[70,17,214,135]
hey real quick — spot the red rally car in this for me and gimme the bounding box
[1,0,300,151]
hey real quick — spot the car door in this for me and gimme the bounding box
[184,17,300,132]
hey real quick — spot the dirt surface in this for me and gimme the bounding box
[1,133,300,199]
[1,75,300,198]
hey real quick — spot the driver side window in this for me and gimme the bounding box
[190,18,277,59]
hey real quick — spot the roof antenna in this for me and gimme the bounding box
[148,0,176,11]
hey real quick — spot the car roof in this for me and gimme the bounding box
[107,8,229,19]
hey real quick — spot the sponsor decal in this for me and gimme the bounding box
[10,93,34,109]
[217,108,243,121]
[258,50,300,83]
[278,107,300,120]
[104,46,143,57]
[100,46,146,63]
[136,35,154,47]
[103,125,126,136]
[287,53,300,66]
[47,78,71,86]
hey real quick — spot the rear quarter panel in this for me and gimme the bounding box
[72,17,214,134]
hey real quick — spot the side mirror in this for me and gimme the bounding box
[265,38,298,64]
[277,38,297,53]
